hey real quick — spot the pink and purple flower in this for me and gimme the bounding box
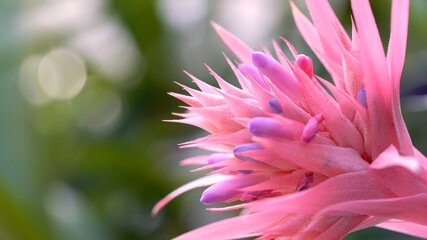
[155,0,427,239]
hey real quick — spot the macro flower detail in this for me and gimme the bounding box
[154,0,427,239]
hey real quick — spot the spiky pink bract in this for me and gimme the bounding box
[156,0,427,239]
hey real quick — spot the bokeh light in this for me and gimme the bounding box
[74,85,122,135]
[216,0,284,46]
[157,0,208,30]
[19,55,50,106]
[38,48,86,100]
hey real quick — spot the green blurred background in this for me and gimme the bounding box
[0,0,426,239]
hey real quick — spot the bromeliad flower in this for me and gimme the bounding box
[154,0,427,239]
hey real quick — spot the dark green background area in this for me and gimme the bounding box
[0,0,425,239]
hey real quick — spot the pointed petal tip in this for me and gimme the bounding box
[289,1,302,15]
[151,205,160,217]
[210,20,221,30]
[211,23,253,64]
[268,98,283,114]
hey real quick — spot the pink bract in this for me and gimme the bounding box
[155,0,427,239]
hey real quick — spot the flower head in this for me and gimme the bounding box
[155,0,427,239]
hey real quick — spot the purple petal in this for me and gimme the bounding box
[249,117,293,139]
[200,175,266,205]
[357,88,367,108]
[268,98,283,114]
[233,143,263,162]
[251,52,301,99]
[239,63,270,90]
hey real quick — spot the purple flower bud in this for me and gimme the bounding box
[233,143,263,162]
[239,63,270,91]
[301,114,323,143]
[200,175,266,205]
[268,98,283,114]
[296,172,314,192]
[357,88,367,108]
[251,52,270,68]
[249,117,293,139]
[252,52,300,99]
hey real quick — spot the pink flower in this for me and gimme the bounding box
[154,0,427,239]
